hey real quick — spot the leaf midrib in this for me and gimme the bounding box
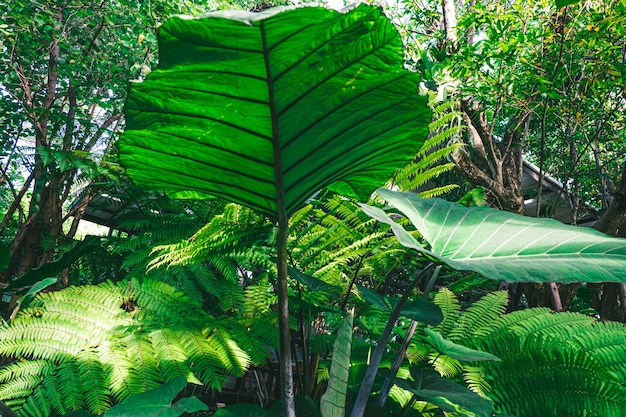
[261,20,285,223]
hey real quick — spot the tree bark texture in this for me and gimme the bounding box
[453,99,527,214]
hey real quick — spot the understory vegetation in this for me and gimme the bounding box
[1,0,625,416]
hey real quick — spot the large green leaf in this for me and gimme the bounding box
[424,328,500,362]
[391,369,493,417]
[103,377,207,417]
[320,310,353,417]
[365,189,626,283]
[0,241,10,273]
[119,5,430,222]
[358,285,443,326]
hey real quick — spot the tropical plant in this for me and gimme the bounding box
[387,95,464,198]
[0,278,270,416]
[117,5,433,416]
[102,377,208,417]
[364,188,626,284]
[413,288,626,416]
[341,187,626,417]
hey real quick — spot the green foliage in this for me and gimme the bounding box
[357,286,443,326]
[103,377,207,417]
[0,241,10,272]
[213,404,272,417]
[0,279,268,416]
[119,4,431,221]
[388,97,463,197]
[422,289,626,416]
[320,311,353,417]
[390,368,493,417]
[365,188,626,283]
[149,204,272,272]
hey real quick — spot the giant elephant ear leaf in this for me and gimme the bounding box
[368,188,626,283]
[119,5,430,222]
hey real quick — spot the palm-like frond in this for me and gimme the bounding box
[448,290,508,341]
[0,279,268,416]
[432,288,460,337]
[423,290,626,416]
[148,204,272,271]
[388,97,463,195]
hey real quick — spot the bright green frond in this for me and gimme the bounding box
[483,349,626,416]
[429,353,462,378]
[432,288,461,337]
[0,279,265,415]
[448,291,508,341]
[77,350,112,414]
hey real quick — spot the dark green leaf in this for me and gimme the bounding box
[396,299,443,326]
[288,265,340,297]
[15,277,58,312]
[119,5,431,222]
[7,236,102,291]
[373,189,626,283]
[0,241,10,273]
[424,328,500,362]
[103,377,207,417]
[320,311,353,417]
[214,404,271,417]
[357,285,393,312]
[358,285,442,325]
[392,369,493,417]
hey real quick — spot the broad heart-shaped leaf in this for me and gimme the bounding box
[358,285,442,326]
[370,189,626,283]
[103,376,207,417]
[119,5,430,222]
[390,369,493,417]
[424,328,500,362]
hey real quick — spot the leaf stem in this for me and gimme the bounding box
[276,221,295,417]
[377,265,442,407]
[350,262,436,417]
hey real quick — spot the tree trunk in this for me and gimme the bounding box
[453,100,526,214]
[441,0,458,50]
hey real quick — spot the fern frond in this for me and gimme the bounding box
[245,318,279,350]
[483,348,626,416]
[429,353,462,378]
[206,323,252,377]
[115,331,163,392]
[574,325,626,383]
[0,279,266,415]
[242,278,278,319]
[76,350,111,414]
[432,288,461,337]
[463,365,491,397]
[180,331,227,390]
[448,291,508,341]
[148,203,271,270]
[430,291,626,416]
[150,329,200,384]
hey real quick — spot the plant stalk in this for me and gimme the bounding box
[0,400,19,417]
[350,263,436,417]
[277,221,295,417]
[377,265,441,407]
